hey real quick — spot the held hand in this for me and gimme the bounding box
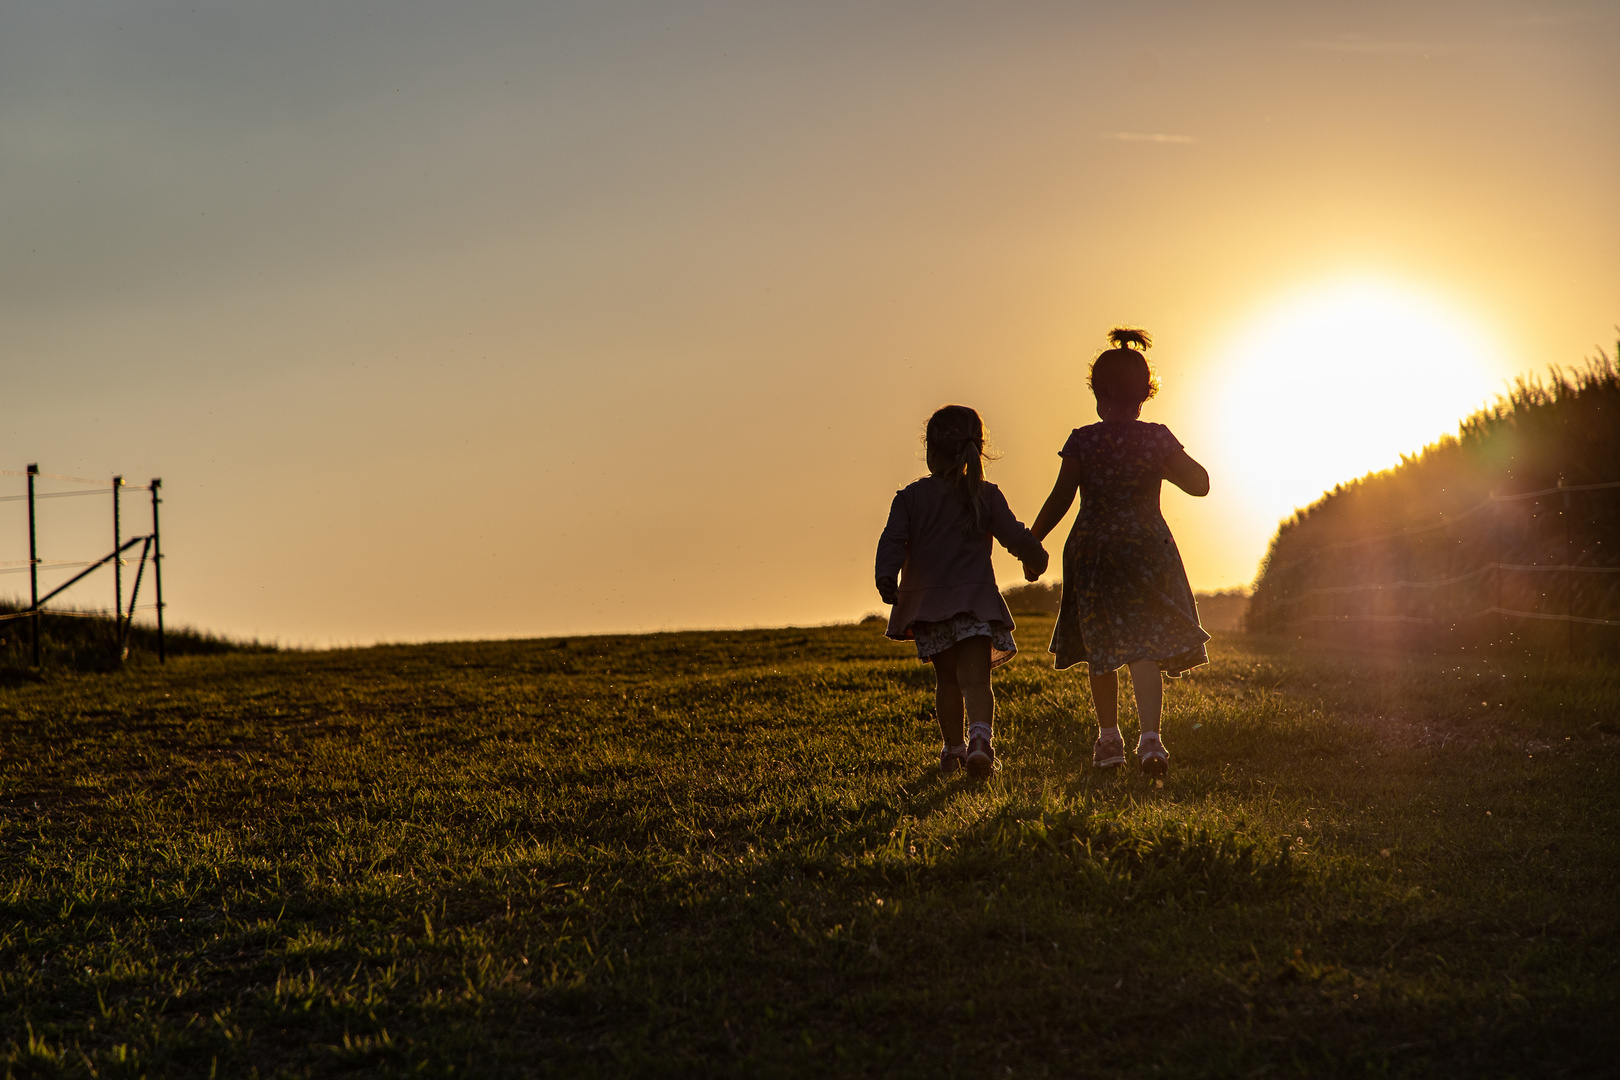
[1022,547,1049,582]
[876,576,899,606]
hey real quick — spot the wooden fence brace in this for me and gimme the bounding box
[26,464,39,668]
[38,536,146,608]
[119,536,152,656]
[150,479,164,663]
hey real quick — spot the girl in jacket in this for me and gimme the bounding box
[876,405,1048,778]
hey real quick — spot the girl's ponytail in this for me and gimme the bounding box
[926,405,990,537]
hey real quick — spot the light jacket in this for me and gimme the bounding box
[875,475,1043,641]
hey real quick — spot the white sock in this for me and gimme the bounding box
[1100,725,1121,740]
[968,721,992,743]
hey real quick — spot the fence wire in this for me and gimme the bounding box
[1267,479,1620,573]
[3,467,166,664]
[1255,479,1620,643]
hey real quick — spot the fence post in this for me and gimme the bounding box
[1561,477,1574,659]
[1491,492,1502,663]
[150,479,165,663]
[26,464,40,668]
[113,475,123,660]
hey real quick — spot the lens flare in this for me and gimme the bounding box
[1213,279,1509,518]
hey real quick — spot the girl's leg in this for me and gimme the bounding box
[1128,659,1169,775]
[1089,668,1119,731]
[929,644,966,749]
[947,635,995,777]
[1127,659,1163,735]
[954,635,994,744]
[1089,666,1127,767]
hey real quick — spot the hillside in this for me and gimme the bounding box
[0,601,267,674]
[3,623,1617,1076]
[1248,350,1620,655]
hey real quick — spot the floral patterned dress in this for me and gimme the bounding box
[1049,421,1209,675]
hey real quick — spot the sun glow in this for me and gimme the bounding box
[1212,280,1509,518]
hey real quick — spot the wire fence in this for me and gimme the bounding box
[1249,479,1620,654]
[1,464,166,666]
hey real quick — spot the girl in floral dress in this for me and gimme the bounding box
[1030,329,1210,775]
[876,405,1049,778]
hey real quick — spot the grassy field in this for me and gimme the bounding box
[2,619,1617,1078]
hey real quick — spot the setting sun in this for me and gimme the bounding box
[1211,280,1511,518]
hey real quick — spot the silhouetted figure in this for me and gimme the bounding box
[876,405,1049,778]
[1030,329,1210,776]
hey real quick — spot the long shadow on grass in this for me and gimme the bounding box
[484,782,1301,1075]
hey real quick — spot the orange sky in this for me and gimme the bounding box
[2,1,1617,645]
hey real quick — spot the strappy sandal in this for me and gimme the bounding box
[940,744,968,776]
[1093,730,1126,769]
[1137,732,1169,776]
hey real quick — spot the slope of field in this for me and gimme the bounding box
[2,622,1617,1077]
[0,601,268,675]
[1249,354,1620,653]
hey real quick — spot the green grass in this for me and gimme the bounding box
[2,620,1617,1077]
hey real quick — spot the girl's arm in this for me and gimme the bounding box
[985,487,1048,580]
[874,492,909,603]
[1030,457,1084,542]
[1163,449,1210,497]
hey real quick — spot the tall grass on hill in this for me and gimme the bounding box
[0,601,269,674]
[1249,350,1620,655]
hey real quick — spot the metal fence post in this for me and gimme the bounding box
[1561,477,1574,659]
[113,475,123,660]
[26,464,39,668]
[1491,492,1502,662]
[150,479,165,663]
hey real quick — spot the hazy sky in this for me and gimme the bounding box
[3,0,1616,645]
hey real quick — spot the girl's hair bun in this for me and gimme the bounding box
[1108,327,1151,351]
[1090,327,1159,403]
